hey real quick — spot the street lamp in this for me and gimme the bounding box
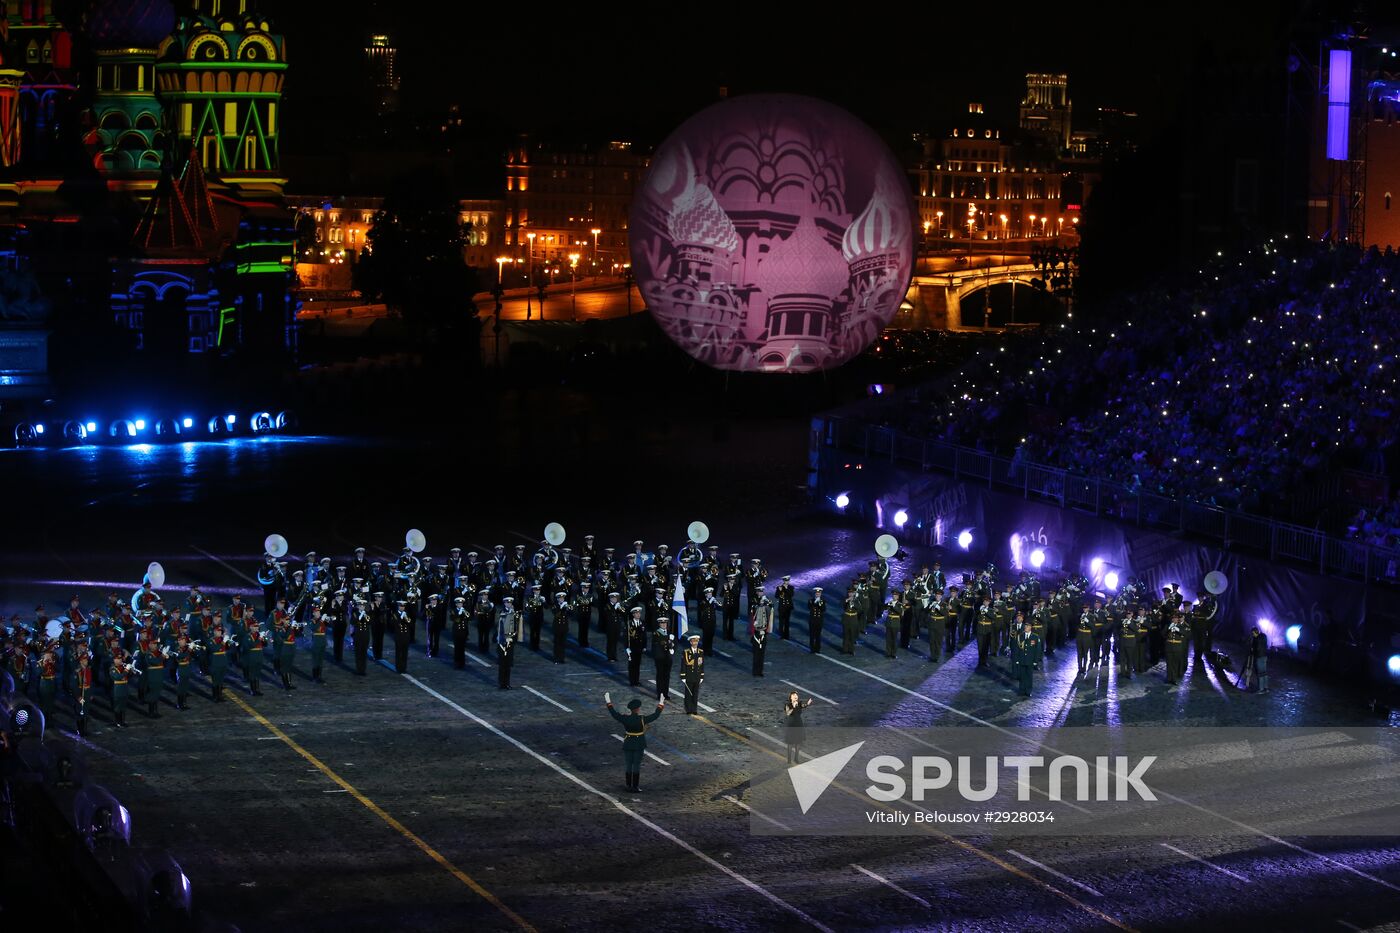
[922,220,931,266]
[525,232,536,320]
[1029,214,1036,238]
[1057,216,1064,237]
[496,255,510,285]
[935,210,943,239]
[1040,216,1048,236]
[568,252,580,321]
[999,214,1008,239]
[590,227,601,275]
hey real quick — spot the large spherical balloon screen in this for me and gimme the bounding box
[631,95,915,373]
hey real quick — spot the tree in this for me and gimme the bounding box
[354,172,479,339]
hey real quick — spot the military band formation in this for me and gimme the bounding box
[1,533,1241,748]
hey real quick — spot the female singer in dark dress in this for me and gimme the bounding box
[784,691,815,764]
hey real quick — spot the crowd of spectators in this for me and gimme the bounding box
[866,238,1400,540]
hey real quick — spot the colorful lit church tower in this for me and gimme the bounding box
[155,0,285,198]
[0,1,296,362]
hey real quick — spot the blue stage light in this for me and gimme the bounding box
[86,422,96,432]
[133,419,146,431]
[1104,571,1120,591]
[835,492,850,509]
[893,509,908,528]
[1030,548,1046,569]
[34,423,43,434]
[225,414,237,426]
[1388,655,1400,678]
[957,529,973,550]
[182,417,193,428]
[1090,556,1105,575]
[1285,625,1302,649]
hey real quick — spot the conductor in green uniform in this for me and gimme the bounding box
[1011,617,1044,697]
[605,691,665,792]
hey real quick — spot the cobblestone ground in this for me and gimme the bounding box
[3,429,1398,932]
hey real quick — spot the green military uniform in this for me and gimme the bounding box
[140,634,166,716]
[883,596,903,659]
[243,623,267,694]
[110,654,131,728]
[173,638,195,709]
[1028,608,1047,669]
[208,625,231,702]
[1164,618,1188,685]
[1075,607,1095,677]
[928,599,949,663]
[277,620,298,691]
[308,610,329,681]
[37,650,59,723]
[1011,625,1044,697]
[841,594,859,654]
[993,596,1013,656]
[1116,616,1137,678]
[606,696,664,791]
[975,600,995,667]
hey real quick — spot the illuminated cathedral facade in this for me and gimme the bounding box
[0,0,295,359]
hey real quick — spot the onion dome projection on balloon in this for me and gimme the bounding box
[630,94,915,374]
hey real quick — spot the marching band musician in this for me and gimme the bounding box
[1165,613,1189,686]
[1191,594,1217,662]
[268,597,290,675]
[976,594,996,668]
[927,589,949,663]
[329,588,350,663]
[243,617,267,694]
[697,586,720,655]
[369,591,388,661]
[286,570,308,623]
[392,600,413,674]
[307,605,329,682]
[651,618,675,699]
[424,593,444,658]
[721,572,741,641]
[625,607,647,686]
[474,590,496,655]
[680,633,704,714]
[677,539,703,610]
[138,622,167,716]
[745,558,768,617]
[808,587,826,653]
[525,584,546,652]
[775,575,795,640]
[208,616,232,702]
[883,587,905,659]
[109,648,133,728]
[550,591,571,664]
[37,640,58,723]
[1075,602,1095,679]
[257,554,282,614]
[350,595,370,675]
[750,594,773,677]
[274,610,300,691]
[1117,609,1138,679]
[904,574,927,651]
[349,547,371,583]
[73,652,92,735]
[841,588,860,654]
[449,596,472,669]
[575,580,596,649]
[173,632,196,709]
[604,591,626,661]
[496,597,521,689]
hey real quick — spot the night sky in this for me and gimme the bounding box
[269,0,1398,196]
